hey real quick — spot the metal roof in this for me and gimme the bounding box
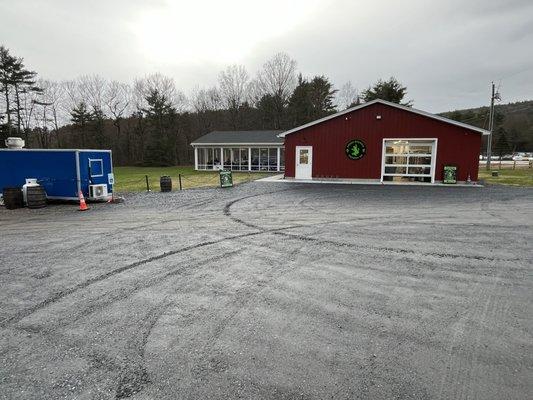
[278,99,491,137]
[191,130,283,146]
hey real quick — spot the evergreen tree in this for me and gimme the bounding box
[141,89,177,166]
[287,74,337,127]
[361,77,412,106]
[12,63,40,138]
[0,45,41,142]
[287,75,313,126]
[493,126,511,158]
[308,76,337,117]
[0,46,19,139]
[70,102,93,147]
[91,106,106,148]
[256,93,283,129]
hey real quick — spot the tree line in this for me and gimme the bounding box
[0,45,411,165]
[441,101,533,156]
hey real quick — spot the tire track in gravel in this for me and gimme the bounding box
[48,250,243,328]
[115,300,173,399]
[181,245,305,395]
[223,194,524,263]
[0,223,303,328]
[112,240,292,398]
[435,267,506,400]
[63,198,217,253]
[115,223,306,398]
[63,186,296,253]
[274,231,524,262]
[0,188,297,328]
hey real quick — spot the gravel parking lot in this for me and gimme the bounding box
[1,182,532,400]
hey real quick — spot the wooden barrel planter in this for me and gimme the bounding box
[2,187,23,209]
[160,176,172,192]
[26,185,47,209]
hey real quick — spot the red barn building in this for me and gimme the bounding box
[280,99,488,184]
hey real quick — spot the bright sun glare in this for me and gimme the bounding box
[133,0,321,65]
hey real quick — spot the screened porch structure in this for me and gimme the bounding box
[191,130,285,172]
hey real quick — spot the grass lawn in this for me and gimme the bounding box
[478,167,533,186]
[114,166,275,192]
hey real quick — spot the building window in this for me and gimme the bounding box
[223,148,231,170]
[299,149,309,164]
[89,159,104,177]
[197,146,283,172]
[259,148,268,171]
[197,147,222,170]
[267,148,277,171]
[251,148,260,171]
[240,148,248,170]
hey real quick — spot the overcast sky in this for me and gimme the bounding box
[1,0,532,112]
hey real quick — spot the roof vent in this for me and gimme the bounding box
[5,137,25,149]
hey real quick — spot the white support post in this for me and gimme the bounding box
[220,147,224,170]
[194,147,198,170]
[277,147,281,172]
[248,147,252,171]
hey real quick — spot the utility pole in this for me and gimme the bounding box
[486,82,501,170]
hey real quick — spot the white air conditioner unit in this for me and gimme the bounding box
[89,184,108,200]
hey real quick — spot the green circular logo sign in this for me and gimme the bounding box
[345,140,366,160]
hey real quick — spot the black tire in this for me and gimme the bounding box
[26,186,47,209]
[2,187,23,210]
[160,176,172,192]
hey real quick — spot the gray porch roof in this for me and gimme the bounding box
[191,130,283,146]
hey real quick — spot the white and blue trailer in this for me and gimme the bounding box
[0,149,114,201]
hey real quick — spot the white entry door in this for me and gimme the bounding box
[295,146,313,179]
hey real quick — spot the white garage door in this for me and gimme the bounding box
[381,139,437,183]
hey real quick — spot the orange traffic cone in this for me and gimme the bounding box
[78,190,89,211]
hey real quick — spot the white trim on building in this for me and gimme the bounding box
[278,99,490,138]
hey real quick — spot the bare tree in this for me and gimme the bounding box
[190,86,221,113]
[43,81,67,146]
[218,65,249,129]
[256,53,297,100]
[62,79,83,117]
[77,75,107,114]
[255,52,297,128]
[19,86,39,133]
[190,86,221,133]
[335,81,360,110]
[19,79,62,148]
[246,79,263,108]
[104,81,132,137]
[133,73,186,112]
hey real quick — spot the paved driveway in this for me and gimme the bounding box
[1,183,532,399]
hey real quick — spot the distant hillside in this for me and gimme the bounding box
[440,100,533,152]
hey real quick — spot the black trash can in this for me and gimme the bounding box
[160,176,172,192]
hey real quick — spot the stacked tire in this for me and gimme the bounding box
[160,176,172,192]
[2,187,23,209]
[26,186,47,209]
